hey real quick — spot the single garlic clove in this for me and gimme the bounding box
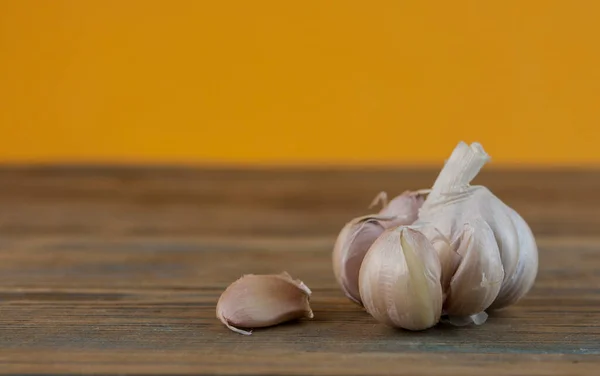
[444,220,504,316]
[333,191,427,306]
[489,207,539,310]
[332,215,387,305]
[216,272,313,335]
[485,205,521,287]
[417,224,462,295]
[359,226,443,331]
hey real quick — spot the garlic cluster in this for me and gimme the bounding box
[333,141,538,330]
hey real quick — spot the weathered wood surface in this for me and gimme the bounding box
[0,167,598,375]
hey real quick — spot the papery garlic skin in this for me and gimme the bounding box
[359,226,443,330]
[332,191,426,305]
[441,311,488,326]
[216,272,313,335]
[416,142,538,316]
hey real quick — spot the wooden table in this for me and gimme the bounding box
[0,167,598,375]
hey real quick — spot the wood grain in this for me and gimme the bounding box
[0,167,598,375]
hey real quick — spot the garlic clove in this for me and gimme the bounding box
[359,226,443,331]
[417,224,462,295]
[332,215,388,304]
[378,190,427,228]
[444,220,504,316]
[216,272,313,335]
[333,191,427,306]
[489,207,539,310]
[485,206,521,286]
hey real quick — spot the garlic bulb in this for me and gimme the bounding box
[216,272,313,335]
[359,226,443,330]
[332,191,426,305]
[416,142,538,317]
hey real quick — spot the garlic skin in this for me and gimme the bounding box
[332,191,426,305]
[216,272,313,335]
[359,226,443,331]
[416,142,538,316]
[441,311,488,326]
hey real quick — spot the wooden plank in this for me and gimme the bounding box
[0,351,596,375]
[0,168,598,374]
[0,167,599,237]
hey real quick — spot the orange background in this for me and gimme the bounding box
[1,0,599,166]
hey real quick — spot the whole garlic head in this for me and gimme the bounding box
[416,142,539,317]
[359,226,443,331]
[332,191,426,305]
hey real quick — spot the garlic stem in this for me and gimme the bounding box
[427,142,490,204]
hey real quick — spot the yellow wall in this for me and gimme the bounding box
[1,1,599,166]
